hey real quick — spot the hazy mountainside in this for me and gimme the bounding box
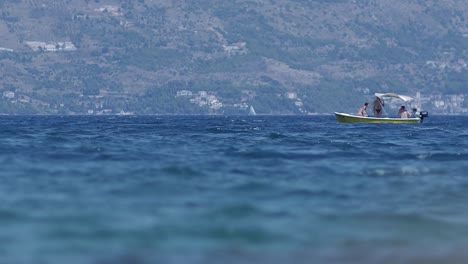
[0,0,467,115]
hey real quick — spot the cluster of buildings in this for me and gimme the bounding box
[2,90,50,107]
[25,41,77,52]
[175,90,308,114]
[94,5,123,16]
[285,92,307,114]
[425,93,467,114]
[1,88,467,115]
[0,47,14,52]
[1,41,77,53]
[174,88,468,115]
[426,59,467,72]
[176,90,223,111]
[222,42,247,56]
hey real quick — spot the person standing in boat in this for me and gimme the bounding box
[358,102,369,117]
[398,106,411,118]
[373,96,384,117]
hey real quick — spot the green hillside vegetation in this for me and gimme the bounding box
[0,0,466,114]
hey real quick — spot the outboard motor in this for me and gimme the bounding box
[419,110,429,122]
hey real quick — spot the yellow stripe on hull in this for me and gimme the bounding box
[334,112,420,124]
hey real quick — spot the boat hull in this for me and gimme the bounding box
[334,112,421,124]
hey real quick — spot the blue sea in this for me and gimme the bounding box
[1,115,468,264]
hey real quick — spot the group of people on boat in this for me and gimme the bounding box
[358,96,411,118]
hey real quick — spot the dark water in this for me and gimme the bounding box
[1,115,468,264]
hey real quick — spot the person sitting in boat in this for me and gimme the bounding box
[398,106,411,118]
[373,96,384,117]
[358,102,369,117]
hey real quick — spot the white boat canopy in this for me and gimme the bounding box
[374,93,414,102]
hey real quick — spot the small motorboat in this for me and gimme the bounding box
[335,93,429,124]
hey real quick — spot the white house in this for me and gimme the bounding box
[3,91,15,99]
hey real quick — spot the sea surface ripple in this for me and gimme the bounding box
[0,115,467,264]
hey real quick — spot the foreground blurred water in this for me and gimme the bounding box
[0,115,467,264]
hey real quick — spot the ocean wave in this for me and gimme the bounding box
[362,166,435,177]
